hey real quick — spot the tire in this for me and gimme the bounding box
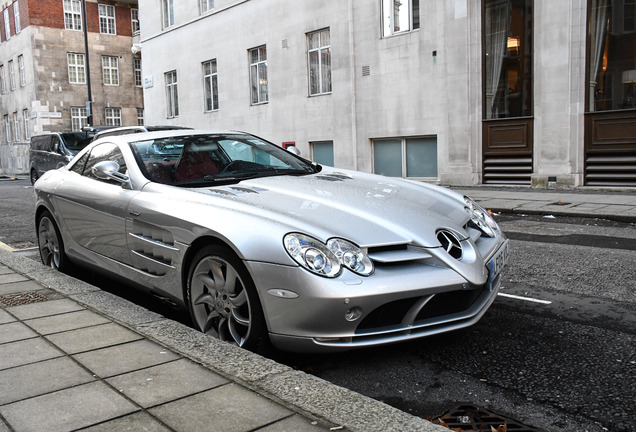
[186,245,267,350]
[37,211,70,271]
[30,169,38,185]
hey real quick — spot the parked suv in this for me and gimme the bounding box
[29,131,94,184]
[91,125,192,141]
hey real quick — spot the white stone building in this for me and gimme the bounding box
[138,0,635,187]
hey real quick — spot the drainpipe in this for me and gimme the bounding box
[82,0,93,125]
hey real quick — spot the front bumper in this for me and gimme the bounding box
[245,238,508,353]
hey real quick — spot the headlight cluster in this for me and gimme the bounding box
[284,233,374,278]
[464,196,500,237]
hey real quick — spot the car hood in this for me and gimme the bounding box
[192,168,469,248]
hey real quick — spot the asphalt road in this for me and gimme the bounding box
[2,178,634,432]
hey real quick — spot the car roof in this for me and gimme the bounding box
[94,129,250,143]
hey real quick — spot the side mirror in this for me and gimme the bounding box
[286,146,301,156]
[92,160,130,184]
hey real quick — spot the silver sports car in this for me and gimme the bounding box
[34,130,509,352]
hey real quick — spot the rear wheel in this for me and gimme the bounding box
[37,211,70,271]
[186,245,267,350]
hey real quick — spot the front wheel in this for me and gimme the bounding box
[37,211,70,271]
[186,245,267,350]
[30,169,38,185]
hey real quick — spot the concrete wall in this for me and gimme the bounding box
[138,0,592,187]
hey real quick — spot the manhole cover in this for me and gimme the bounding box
[430,404,545,432]
[0,291,49,307]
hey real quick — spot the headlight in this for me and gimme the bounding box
[327,238,374,276]
[464,196,500,237]
[284,234,374,277]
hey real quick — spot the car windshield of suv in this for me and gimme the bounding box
[61,132,95,152]
[130,134,319,186]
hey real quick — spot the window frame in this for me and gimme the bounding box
[162,0,174,29]
[13,112,20,142]
[23,109,30,140]
[372,136,438,179]
[4,115,11,144]
[165,70,179,118]
[98,4,116,35]
[63,0,83,31]
[18,54,25,87]
[131,8,140,34]
[4,9,10,40]
[200,0,214,13]
[307,28,332,96]
[71,107,88,131]
[381,0,420,38]
[133,57,142,87]
[13,1,20,34]
[67,53,86,84]
[104,107,122,126]
[203,59,219,112]
[102,56,119,86]
[136,108,144,126]
[0,65,5,94]
[249,46,268,105]
[8,60,15,91]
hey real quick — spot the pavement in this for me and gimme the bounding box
[1,182,635,432]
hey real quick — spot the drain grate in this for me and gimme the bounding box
[430,404,545,432]
[0,291,50,307]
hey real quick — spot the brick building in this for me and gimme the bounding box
[0,0,141,176]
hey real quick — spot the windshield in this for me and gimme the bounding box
[61,132,95,153]
[130,134,319,186]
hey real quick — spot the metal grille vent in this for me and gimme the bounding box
[362,65,370,76]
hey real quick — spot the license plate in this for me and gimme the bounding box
[488,240,509,282]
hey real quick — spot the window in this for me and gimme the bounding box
[203,59,219,111]
[82,143,126,183]
[588,0,636,111]
[311,141,334,166]
[105,107,122,126]
[131,8,139,33]
[102,56,119,86]
[162,0,174,28]
[4,9,10,40]
[18,55,25,86]
[64,0,82,31]
[134,58,142,87]
[382,0,420,37]
[200,0,214,13]
[13,1,20,34]
[4,115,11,143]
[71,107,88,131]
[99,4,116,34]
[483,0,533,118]
[68,53,86,84]
[13,112,20,142]
[137,108,144,126]
[0,65,5,93]
[8,60,15,91]
[307,28,332,96]
[373,136,437,178]
[249,46,268,105]
[23,109,30,139]
[165,70,179,118]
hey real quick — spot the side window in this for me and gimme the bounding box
[50,136,62,153]
[69,152,89,175]
[82,143,126,183]
[32,136,51,151]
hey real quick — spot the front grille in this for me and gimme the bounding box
[356,286,485,334]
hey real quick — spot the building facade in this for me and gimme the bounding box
[139,0,634,187]
[0,0,142,176]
